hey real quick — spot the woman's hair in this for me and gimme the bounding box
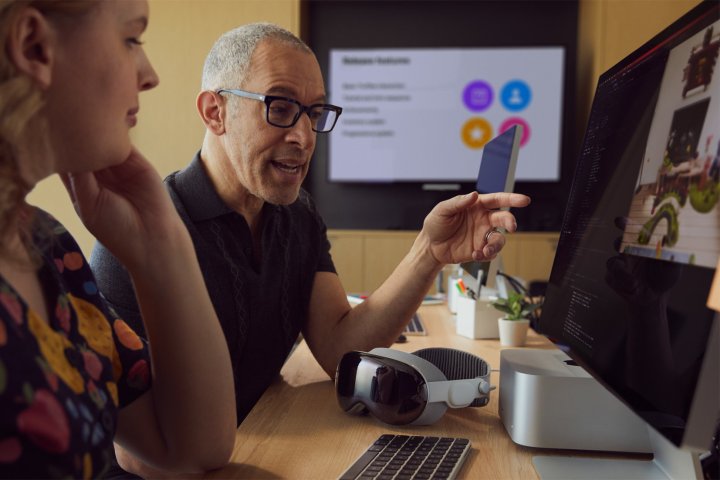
[0,1,96,258]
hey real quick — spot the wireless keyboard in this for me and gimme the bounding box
[338,434,471,480]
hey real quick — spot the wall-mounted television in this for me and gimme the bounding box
[328,47,564,183]
[302,0,579,231]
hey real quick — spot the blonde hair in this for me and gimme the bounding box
[0,0,96,256]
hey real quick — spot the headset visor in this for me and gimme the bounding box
[336,351,428,425]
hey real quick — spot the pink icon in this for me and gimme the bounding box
[499,118,531,147]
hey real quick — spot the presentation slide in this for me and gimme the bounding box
[328,47,564,183]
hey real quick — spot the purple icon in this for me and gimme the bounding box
[463,80,493,112]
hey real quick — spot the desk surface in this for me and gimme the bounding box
[205,306,573,479]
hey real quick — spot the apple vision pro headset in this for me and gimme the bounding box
[335,347,495,425]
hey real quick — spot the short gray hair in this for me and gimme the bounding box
[201,22,312,91]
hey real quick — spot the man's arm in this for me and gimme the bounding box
[303,191,530,377]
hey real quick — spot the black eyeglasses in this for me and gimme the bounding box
[216,88,342,133]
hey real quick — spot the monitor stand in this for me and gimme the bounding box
[532,427,703,480]
[499,348,707,480]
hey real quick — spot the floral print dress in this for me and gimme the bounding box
[0,210,151,478]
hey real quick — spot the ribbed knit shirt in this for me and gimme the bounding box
[90,152,336,423]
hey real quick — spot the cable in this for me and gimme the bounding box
[497,271,528,295]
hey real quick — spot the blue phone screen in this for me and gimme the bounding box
[475,125,517,194]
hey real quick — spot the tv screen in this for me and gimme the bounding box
[303,0,578,231]
[328,47,564,183]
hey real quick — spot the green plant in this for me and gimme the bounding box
[491,292,542,321]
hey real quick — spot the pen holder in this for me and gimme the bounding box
[447,275,461,314]
[455,295,500,339]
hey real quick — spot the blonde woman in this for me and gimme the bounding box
[0,0,235,477]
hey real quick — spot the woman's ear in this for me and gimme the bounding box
[6,7,54,89]
[196,90,227,136]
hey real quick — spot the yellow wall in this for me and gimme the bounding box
[27,0,300,256]
[576,0,700,129]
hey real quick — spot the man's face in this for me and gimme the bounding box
[222,40,325,206]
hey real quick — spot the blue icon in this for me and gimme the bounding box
[501,80,532,112]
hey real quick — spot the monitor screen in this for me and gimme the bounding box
[538,0,720,452]
[328,47,563,183]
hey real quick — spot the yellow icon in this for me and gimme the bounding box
[461,118,493,149]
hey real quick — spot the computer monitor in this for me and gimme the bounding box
[534,1,720,478]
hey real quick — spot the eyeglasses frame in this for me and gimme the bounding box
[216,88,343,133]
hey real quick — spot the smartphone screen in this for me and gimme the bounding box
[475,124,522,194]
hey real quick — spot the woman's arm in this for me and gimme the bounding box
[62,149,236,472]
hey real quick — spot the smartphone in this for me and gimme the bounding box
[469,124,522,297]
[475,124,523,195]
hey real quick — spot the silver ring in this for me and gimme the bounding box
[484,227,502,243]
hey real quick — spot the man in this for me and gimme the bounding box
[91,22,529,475]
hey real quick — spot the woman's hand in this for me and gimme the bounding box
[60,147,182,269]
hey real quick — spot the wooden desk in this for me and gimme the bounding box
[205,306,564,479]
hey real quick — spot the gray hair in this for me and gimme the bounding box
[201,22,312,91]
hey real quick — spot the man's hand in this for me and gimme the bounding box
[422,191,531,265]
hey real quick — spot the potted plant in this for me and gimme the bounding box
[491,292,542,347]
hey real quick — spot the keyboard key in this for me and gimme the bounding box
[403,313,428,336]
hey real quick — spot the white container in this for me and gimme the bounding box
[447,275,461,314]
[455,295,500,339]
[498,318,530,346]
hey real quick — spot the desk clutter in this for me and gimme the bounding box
[338,434,471,480]
[443,264,544,342]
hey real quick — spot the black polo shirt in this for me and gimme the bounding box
[90,152,336,423]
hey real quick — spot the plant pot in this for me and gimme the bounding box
[498,317,530,347]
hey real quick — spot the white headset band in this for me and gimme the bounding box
[427,378,494,408]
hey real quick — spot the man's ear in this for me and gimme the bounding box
[197,91,226,135]
[6,7,54,89]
